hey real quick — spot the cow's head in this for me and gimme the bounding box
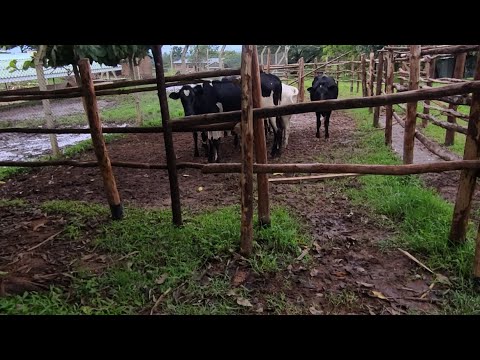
[307,75,338,101]
[169,85,196,116]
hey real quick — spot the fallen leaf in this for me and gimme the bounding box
[155,274,168,285]
[197,186,204,192]
[31,219,47,231]
[332,271,347,278]
[357,281,374,288]
[310,269,319,277]
[236,297,253,307]
[226,289,238,297]
[398,248,434,274]
[435,273,452,286]
[232,269,248,286]
[371,290,388,300]
[0,181,5,185]
[296,248,310,261]
[126,261,133,270]
[182,174,191,177]
[309,306,324,315]
[81,254,96,261]
[272,173,284,176]
[255,306,264,313]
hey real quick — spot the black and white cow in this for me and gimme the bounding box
[169,72,285,161]
[307,74,339,139]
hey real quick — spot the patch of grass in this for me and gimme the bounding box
[338,87,480,313]
[0,167,29,181]
[326,289,359,312]
[0,202,306,315]
[0,198,27,207]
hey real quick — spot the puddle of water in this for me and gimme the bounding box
[0,124,128,162]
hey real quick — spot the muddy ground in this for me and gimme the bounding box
[0,109,471,314]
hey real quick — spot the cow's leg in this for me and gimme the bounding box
[201,131,209,157]
[213,138,220,163]
[316,112,322,138]
[283,116,291,149]
[325,111,331,140]
[193,131,199,157]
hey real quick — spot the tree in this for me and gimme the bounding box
[223,50,241,69]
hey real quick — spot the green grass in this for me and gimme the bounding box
[330,81,480,313]
[0,201,307,315]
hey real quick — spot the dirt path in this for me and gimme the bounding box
[0,110,448,314]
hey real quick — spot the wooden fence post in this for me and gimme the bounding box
[240,45,255,256]
[445,52,467,146]
[152,45,183,226]
[298,57,305,103]
[350,56,354,93]
[422,58,432,127]
[78,59,123,220]
[361,54,367,97]
[385,50,394,147]
[403,45,421,164]
[368,52,375,113]
[266,47,271,73]
[449,50,480,246]
[373,52,384,127]
[252,46,270,227]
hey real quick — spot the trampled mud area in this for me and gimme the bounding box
[0,109,457,314]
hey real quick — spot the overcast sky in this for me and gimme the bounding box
[162,45,242,53]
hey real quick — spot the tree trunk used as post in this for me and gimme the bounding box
[373,52,384,128]
[240,45,255,256]
[219,45,226,69]
[181,45,189,73]
[350,56,355,93]
[298,57,305,103]
[252,46,270,227]
[128,58,143,126]
[368,52,375,113]
[445,52,467,146]
[422,59,432,128]
[34,45,59,156]
[361,54,367,98]
[151,45,183,227]
[449,50,480,246]
[385,50,394,147]
[336,64,340,82]
[78,59,123,220]
[403,45,421,164]
[266,48,271,73]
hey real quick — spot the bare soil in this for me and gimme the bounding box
[0,110,455,314]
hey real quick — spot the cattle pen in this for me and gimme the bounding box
[1,45,480,282]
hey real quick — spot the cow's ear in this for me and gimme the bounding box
[169,92,179,100]
[307,87,312,92]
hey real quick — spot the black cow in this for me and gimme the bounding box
[169,72,284,161]
[307,74,339,139]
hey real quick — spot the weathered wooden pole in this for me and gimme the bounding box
[385,50,394,147]
[449,50,480,245]
[368,52,375,113]
[403,45,421,164]
[373,52,384,127]
[252,47,270,227]
[350,56,355,93]
[266,47,271,73]
[445,52,467,146]
[298,57,305,103]
[240,45,255,256]
[422,58,432,128]
[361,54,367,97]
[34,45,60,156]
[152,45,183,227]
[78,59,123,220]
